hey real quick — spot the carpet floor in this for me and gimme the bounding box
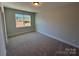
[6,32,79,56]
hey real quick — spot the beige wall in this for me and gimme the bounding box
[36,3,79,48]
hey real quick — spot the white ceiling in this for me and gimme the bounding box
[2,2,77,12]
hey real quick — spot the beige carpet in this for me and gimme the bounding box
[7,32,79,56]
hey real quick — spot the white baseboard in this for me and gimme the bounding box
[38,31,79,48]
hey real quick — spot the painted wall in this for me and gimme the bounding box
[0,7,6,56]
[36,4,79,48]
[4,8,35,36]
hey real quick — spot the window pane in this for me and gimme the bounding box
[15,13,31,28]
[23,15,31,26]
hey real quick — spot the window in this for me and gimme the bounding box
[15,13,31,28]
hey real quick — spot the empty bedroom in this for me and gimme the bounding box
[0,2,79,56]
